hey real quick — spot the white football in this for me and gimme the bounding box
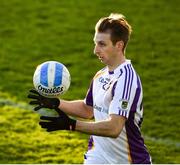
[33,61,71,97]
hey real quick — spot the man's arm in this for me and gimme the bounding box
[76,114,126,138]
[59,100,94,119]
[39,111,126,137]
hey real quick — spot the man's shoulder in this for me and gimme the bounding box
[93,67,107,80]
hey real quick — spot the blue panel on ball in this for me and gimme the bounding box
[40,63,49,87]
[54,63,63,86]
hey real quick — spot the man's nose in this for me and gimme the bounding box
[94,45,100,55]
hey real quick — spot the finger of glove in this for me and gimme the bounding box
[39,122,58,132]
[40,116,57,121]
[34,105,44,111]
[29,89,40,95]
[47,127,58,132]
[39,121,52,128]
[28,94,39,99]
[29,100,40,105]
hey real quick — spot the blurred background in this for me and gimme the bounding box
[0,0,179,163]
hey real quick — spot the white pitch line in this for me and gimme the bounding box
[144,136,180,148]
[0,98,33,110]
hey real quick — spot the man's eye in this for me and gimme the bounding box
[99,42,106,46]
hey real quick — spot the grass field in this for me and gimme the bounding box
[0,0,179,163]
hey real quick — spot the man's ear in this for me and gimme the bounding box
[116,41,124,49]
[115,40,124,50]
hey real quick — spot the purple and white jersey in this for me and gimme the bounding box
[84,60,151,164]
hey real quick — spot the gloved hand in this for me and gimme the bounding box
[39,110,76,131]
[28,89,60,111]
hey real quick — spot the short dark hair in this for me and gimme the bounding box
[95,13,132,52]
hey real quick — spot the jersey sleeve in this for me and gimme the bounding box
[109,67,137,119]
[84,80,93,107]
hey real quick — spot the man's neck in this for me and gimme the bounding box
[108,56,126,71]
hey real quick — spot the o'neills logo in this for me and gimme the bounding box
[38,85,64,94]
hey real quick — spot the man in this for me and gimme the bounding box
[28,13,151,164]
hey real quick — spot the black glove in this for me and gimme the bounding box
[39,111,76,131]
[28,89,60,111]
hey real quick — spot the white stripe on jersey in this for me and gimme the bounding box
[122,64,134,100]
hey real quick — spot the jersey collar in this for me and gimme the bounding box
[108,59,131,75]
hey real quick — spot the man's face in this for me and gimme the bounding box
[93,32,118,66]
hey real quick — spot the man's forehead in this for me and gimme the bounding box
[93,32,111,42]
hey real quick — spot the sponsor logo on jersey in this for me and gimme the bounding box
[99,77,110,84]
[99,77,114,90]
[94,104,108,114]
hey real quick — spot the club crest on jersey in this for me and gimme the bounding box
[119,99,129,110]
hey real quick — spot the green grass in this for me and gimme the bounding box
[0,104,87,163]
[0,0,179,163]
